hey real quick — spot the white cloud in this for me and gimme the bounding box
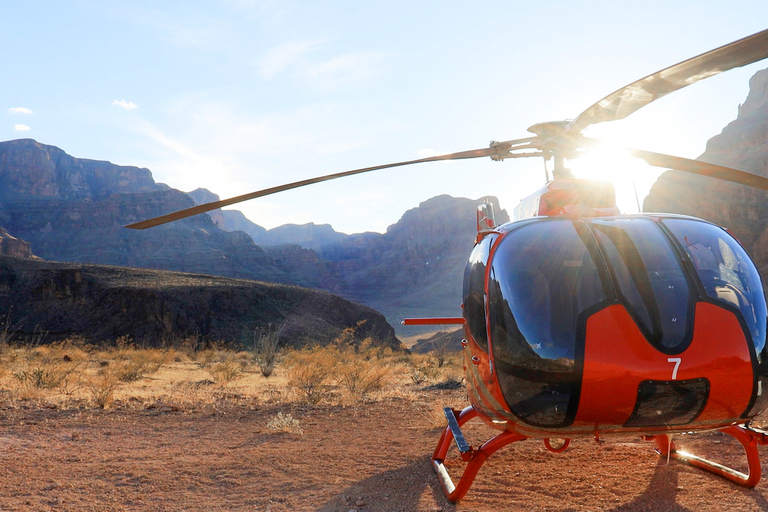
[8,107,33,115]
[113,99,138,110]
[302,51,383,92]
[14,124,31,131]
[260,40,321,79]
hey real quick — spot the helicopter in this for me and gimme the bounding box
[126,29,768,502]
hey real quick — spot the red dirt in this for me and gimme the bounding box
[1,390,767,511]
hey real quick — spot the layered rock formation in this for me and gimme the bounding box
[0,227,36,259]
[186,187,508,330]
[1,138,508,336]
[0,255,400,349]
[0,139,296,284]
[644,68,768,275]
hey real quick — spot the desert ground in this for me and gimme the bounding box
[0,340,767,511]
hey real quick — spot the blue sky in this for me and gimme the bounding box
[3,1,768,233]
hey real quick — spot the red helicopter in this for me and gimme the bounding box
[127,29,768,502]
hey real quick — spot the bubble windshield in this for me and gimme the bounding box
[664,218,767,356]
[488,220,606,426]
[486,216,764,428]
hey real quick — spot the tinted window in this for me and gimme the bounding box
[488,220,606,426]
[664,218,767,357]
[463,235,494,351]
[589,218,692,350]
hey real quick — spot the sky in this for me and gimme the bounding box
[2,1,768,234]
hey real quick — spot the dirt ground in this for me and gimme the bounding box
[2,388,768,512]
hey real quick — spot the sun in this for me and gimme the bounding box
[568,144,661,215]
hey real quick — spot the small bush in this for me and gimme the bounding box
[410,360,441,384]
[267,411,303,435]
[337,359,393,399]
[113,350,168,383]
[84,371,121,409]
[253,324,283,378]
[0,309,18,350]
[209,359,243,384]
[195,349,220,368]
[286,349,335,404]
[13,358,79,391]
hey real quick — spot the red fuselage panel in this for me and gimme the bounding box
[575,302,753,431]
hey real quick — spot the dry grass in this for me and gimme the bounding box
[0,335,464,410]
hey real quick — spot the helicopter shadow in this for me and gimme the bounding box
[314,456,455,512]
[311,454,768,512]
[608,459,768,512]
[606,460,693,512]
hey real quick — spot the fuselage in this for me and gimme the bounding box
[462,212,768,439]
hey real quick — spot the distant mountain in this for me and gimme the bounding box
[0,227,36,259]
[0,139,296,285]
[328,194,508,330]
[0,254,401,349]
[0,138,509,337]
[644,67,768,276]
[185,188,347,251]
[185,188,508,332]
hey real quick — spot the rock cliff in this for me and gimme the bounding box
[185,187,507,331]
[0,255,401,349]
[644,67,768,275]
[0,227,36,259]
[1,138,509,336]
[0,139,296,284]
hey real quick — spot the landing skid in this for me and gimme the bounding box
[648,425,768,487]
[431,406,526,502]
[432,406,768,502]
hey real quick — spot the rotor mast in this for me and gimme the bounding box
[527,121,575,180]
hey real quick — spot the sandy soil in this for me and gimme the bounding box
[1,389,768,511]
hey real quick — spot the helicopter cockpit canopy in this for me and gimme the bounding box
[467,215,767,428]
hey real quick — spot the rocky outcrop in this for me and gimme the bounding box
[0,140,297,284]
[0,255,401,349]
[644,67,768,275]
[0,227,36,259]
[409,328,464,354]
[185,187,507,331]
[0,138,510,335]
[328,195,509,329]
[0,138,163,200]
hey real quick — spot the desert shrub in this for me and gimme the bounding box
[12,344,81,391]
[429,333,454,368]
[267,411,303,435]
[13,363,72,390]
[0,310,18,350]
[410,359,441,384]
[106,346,169,383]
[285,348,336,404]
[337,358,394,399]
[252,324,283,378]
[209,358,243,384]
[285,340,399,403]
[195,348,221,368]
[84,370,121,408]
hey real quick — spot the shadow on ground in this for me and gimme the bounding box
[316,456,454,512]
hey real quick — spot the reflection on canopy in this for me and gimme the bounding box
[469,216,767,428]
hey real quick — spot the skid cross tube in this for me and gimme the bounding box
[431,406,527,502]
[650,424,768,488]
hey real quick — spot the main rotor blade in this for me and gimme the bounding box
[625,146,768,191]
[570,28,768,133]
[125,146,501,230]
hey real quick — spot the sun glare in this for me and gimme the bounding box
[569,144,661,214]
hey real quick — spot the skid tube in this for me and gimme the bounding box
[431,406,527,502]
[647,424,768,487]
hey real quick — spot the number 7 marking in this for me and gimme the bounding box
[668,357,682,380]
